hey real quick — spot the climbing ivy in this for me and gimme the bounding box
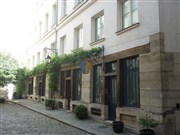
[27,47,103,97]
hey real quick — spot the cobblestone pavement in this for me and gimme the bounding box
[0,102,92,135]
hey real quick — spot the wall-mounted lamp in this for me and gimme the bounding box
[45,48,58,62]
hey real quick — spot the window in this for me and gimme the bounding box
[28,77,33,95]
[61,0,67,17]
[95,14,104,41]
[60,71,65,97]
[51,42,57,56]
[74,25,83,49]
[93,65,103,103]
[73,69,82,100]
[60,36,66,55]
[39,21,42,38]
[122,0,138,28]
[44,13,49,33]
[122,57,140,107]
[37,52,40,65]
[75,0,83,5]
[37,75,46,96]
[43,47,47,60]
[52,4,57,26]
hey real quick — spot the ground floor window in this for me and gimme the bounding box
[37,75,45,96]
[121,56,140,107]
[60,71,65,97]
[28,77,33,95]
[93,65,103,103]
[73,69,81,100]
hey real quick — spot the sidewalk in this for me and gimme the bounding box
[9,99,137,135]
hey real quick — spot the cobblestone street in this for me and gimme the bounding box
[0,102,92,135]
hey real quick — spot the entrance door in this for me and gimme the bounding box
[107,76,117,121]
[66,80,71,110]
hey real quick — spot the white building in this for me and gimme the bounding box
[27,0,180,134]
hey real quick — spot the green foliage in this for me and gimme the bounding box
[139,114,159,129]
[45,99,56,109]
[15,68,28,98]
[26,47,103,97]
[0,52,18,87]
[74,105,88,120]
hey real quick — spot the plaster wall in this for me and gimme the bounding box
[159,0,180,52]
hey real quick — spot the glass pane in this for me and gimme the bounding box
[123,0,130,15]
[132,10,138,24]
[123,14,131,28]
[132,0,138,11]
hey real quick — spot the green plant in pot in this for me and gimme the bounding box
[45,99,56,110]
[139,114,159,135]
[74,105,88,120]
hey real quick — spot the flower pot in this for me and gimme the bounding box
[112,121,124,133]
[0,98,5,103]
[140,129,155,135]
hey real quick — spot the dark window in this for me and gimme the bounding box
[37,75,45,96]
[105,61,117,73]
[122,57,140,107]
[28,77,33,95]
[73,69,81,100]
[60,71,65,97]
[93,65,103,103]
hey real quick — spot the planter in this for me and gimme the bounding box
[0,98,5,103]
[112,121,124,133]
[140,129,155,135]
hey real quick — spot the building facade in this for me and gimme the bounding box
[27,0,180,134]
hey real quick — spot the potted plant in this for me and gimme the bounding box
[45,99,56,110]
[112,121,124,133]
[139,114,159,135]
[0,98,5,103]
[74,105,88,120]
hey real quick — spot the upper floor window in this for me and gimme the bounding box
[37,52,40,65]
[44,13,49,33]
[38,21,42,38]
[74,25,83,49]
[52,4,57,26]
[75,0,84,5]
[61,0,67,18]
[60,36,66,55]
[95,14,104,41]
[122,0,138,29]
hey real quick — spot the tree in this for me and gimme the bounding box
[15,68,28,98]
[0,52,18,87]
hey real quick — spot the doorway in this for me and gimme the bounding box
[107,76,117,121]
[66,80,71,110]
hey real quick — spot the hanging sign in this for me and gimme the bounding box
[80,60,92,74]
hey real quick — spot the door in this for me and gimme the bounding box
[66,80,71,110]
[107,76,117,121]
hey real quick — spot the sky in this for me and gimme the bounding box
[0,0,33,63]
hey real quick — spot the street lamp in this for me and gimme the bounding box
[45,48,58,62]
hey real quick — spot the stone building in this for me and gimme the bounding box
[27,0,180,134]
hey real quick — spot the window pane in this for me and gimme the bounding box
[132,0,138,11]
[123,0,130,15]
[93,65,103,103]
[123,57,140,107]
[123,14,131,28]
[132,10,138,24]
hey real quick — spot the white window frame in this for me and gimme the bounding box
[61,0,67,18]
[74,24,83,49]
[60,36,66,55]
[44,13,49,33]
[52,4,57,26]
[95,14,104,41]
[122,0,138,29]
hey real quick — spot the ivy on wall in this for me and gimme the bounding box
[27,47,103,97]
